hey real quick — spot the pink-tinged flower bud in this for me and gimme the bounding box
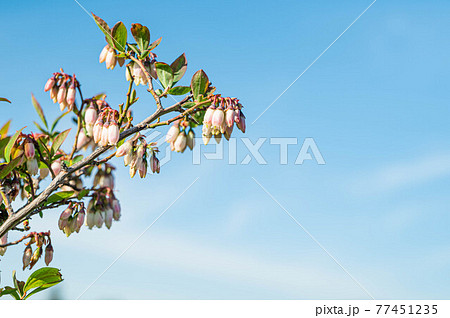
[66,85,76,108]
[187,130,195,150]
[166,124,180,143]
[203,106,215,126]
[132,62,147,86]
[86,211,95,229]
[51,160,62,176]
[60,206,73,220]
[24,140,35,159]
[27,158,39,176]
[108,122,120,145]
[104,209,113,229]
[138,160,147,178]
[85,104,98,125]
[95,211,104,228]
[59,100,68,112]
[93,116,104,144]
[23,245,32,270]
[211,108,225,134]
[44,77,55,92]
[225,108,235,127]
[106,49,117,70]
[76,210,85,232]
[50,86,58,103]
[40,167,49,179]
[0,233,8,256]
[57,83,67,104]
[76,130,89,150]
[174,131,187,153]
[236,111,246,133]
[99,45,109,63]
[116,140,132,157]
[100,126,109,147]
[58,217,67,231]
[45,243,54,266]
[150,155,160,174]
[112,199,121,221]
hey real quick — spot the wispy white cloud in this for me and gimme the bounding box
[351,153,450,195]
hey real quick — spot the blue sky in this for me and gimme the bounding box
[1,0,450,299]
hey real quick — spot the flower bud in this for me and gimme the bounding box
[44,77,55,92]
[60,206,73,220]
[112,199,121,221]
[211,108,225,134]
[57,83,67,104]
[236,111,246,133]
[40,167,49,179]
[224,124,233,140]
[108,122,119,145]
[0,233,8,256]
[86,211,95,229]
[85,104,98,125]
[24,139,35,159]
[99,45,109,63]
[95,211,104,228]
[203,106,215,126]
[150,155,160,174]
[93,116,104,144]
[76,210,85,232]
[174,130,187,153]
[166,124,180,143]
[23,245,32,269]
[100,125,109,147]
[106,48,117,70]
[27,158,39,175]
[129,165,137,178]
[116,140,132,157]
[187,130,195,150]
[138,159,147,178]
[45,243,54,266]
[124,152,133,166]
[51,160,62,176]
[132,62,147,85]
[29,246,42,269]
[225,108,235,127]
[76,130,89,150]
[66,85,76,108]
[50,86,58,103]
[104,209,113,229]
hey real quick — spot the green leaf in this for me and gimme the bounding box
[168,86,191,96]
[0,120,11,136]
[31,93,48,129]
[92,13,114,48]
[0,97,11,103]
[0,157,23,179]
[128,43,140,56]
[51,129,71,154]
[0,287,20,300]
[190,70,210,100]
[131,23,150,53]
[77,188,90,200]
[45,191,74,205]
[12,271,25,298]
[148,37,162,51]
[170,53,187,84]
[23,267,63,298]
[5,127,24,163]
[111,21,127,52]
[155,62,173,89]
